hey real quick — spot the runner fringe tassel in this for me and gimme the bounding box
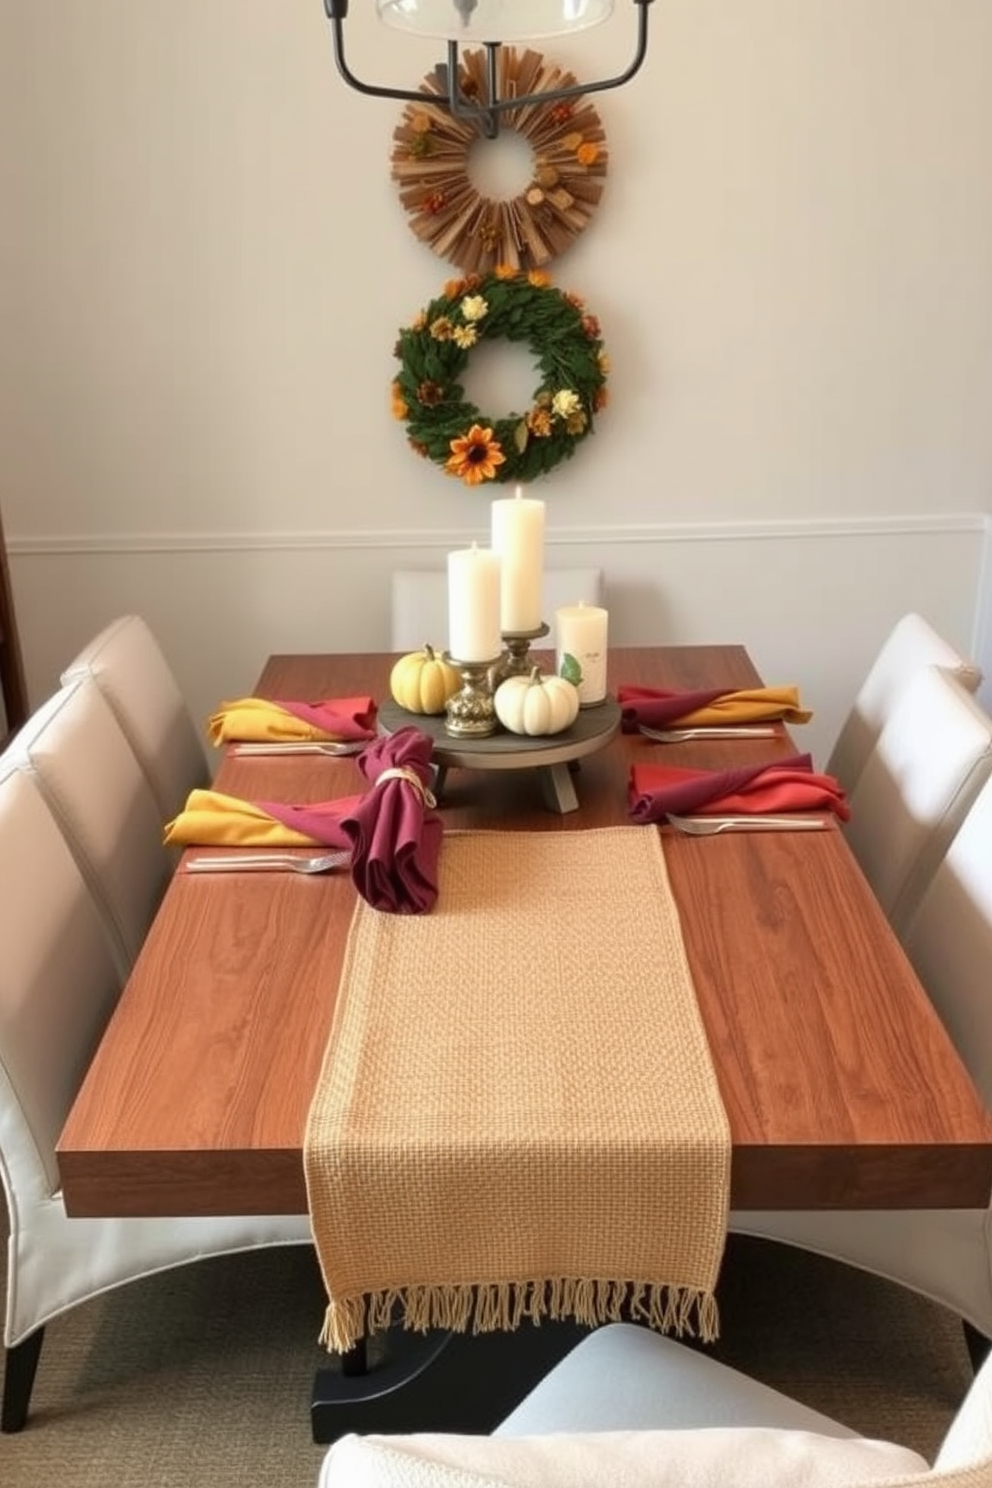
[319,1279,720,1354]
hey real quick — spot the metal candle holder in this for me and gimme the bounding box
[442,652,504,738]
[496,621,550,682]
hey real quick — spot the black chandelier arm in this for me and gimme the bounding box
[324,8,446,105]
[323,0,655,131]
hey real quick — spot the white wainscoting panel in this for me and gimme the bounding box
[6,514,985,777]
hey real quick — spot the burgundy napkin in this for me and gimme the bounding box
[338,726,442,915]
[618,684,811,732]
[628,753,850,824]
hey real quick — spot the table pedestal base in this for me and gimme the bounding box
[310,1322,592,1443]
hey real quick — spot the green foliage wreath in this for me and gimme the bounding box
[391,268,610,487]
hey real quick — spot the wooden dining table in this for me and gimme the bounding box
[57,643,992,1223]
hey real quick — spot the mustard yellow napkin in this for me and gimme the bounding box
[164,788,359,849]
[207,696,377,746]
[619,685,811,732]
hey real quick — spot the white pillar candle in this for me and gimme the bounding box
[447,543,502,662]
[556,603,609,706]
[490,486,545,634]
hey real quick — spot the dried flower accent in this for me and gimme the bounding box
[526,407,554,438]
[417,380,445,407]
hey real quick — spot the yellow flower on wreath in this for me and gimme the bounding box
[390,381,408,420]
[445,424,506,486]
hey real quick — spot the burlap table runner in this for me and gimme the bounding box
[304,826,730,1353]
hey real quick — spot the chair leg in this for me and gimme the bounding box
[2,1328,45,1432]
[962,1320,991,1375]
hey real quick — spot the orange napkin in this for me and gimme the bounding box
[618,685,811,732]
[164,789,361,849]
[629,754,849,824]
[207,696,377,746]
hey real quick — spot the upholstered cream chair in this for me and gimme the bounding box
[826,611,982,797]
[734,768,992,1364]
[390,568,604,653]
[61,613,211,819]
[319,1322,992,1487]
[840,663,992,936]
[0,676,174,980]
[0,767,311,1432]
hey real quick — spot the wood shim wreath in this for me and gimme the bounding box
[390,47,608,275]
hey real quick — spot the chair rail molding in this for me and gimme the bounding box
[4,510,986,556]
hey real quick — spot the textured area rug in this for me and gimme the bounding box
[304,827,730,1352]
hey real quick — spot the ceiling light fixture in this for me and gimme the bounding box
[322,0,655,138]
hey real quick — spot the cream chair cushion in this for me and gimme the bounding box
[826,612,982,796]
[842,663,992,935]
[1,676,172,979]
[61,613,210,819]
[321,1427,929,1488]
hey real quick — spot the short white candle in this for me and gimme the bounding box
[447,543,502,662]
[556,603,609,706]
[491,486,545,634]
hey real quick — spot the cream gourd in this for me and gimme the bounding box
[494,667,580,736]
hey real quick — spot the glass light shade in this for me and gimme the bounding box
[377,0,614,43]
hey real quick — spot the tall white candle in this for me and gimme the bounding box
[556,603,609,706]
[491,486,545,634]
[447,543,502,662]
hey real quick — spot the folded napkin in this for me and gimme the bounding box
[618,684,812,732]
[337,726,442,915]
[628,753,849,824]
[164,789,361,849]
[207,695,377,746]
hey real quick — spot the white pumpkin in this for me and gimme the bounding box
[494,667,581,737]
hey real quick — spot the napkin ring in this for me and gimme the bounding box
[374,767,437,809]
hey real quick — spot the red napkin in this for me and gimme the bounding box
[617,684,811,732]
[257,796,362,848]
[338,726,442,915]
[273,698,377,741]
[628,753,850,824]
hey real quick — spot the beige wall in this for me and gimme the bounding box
[2,1,991,765]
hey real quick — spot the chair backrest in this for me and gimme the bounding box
[826,612,982,796]
[391,568,604,653]
[0,769,122,1206]
[1,676,172,979]
[843,664,992,935]
[901,771,992,1114]
[60,613,210,819]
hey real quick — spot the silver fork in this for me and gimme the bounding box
[229,742,366,757]
[667,814,829,835]
[640,726,777,742]
[185,850,351,875]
